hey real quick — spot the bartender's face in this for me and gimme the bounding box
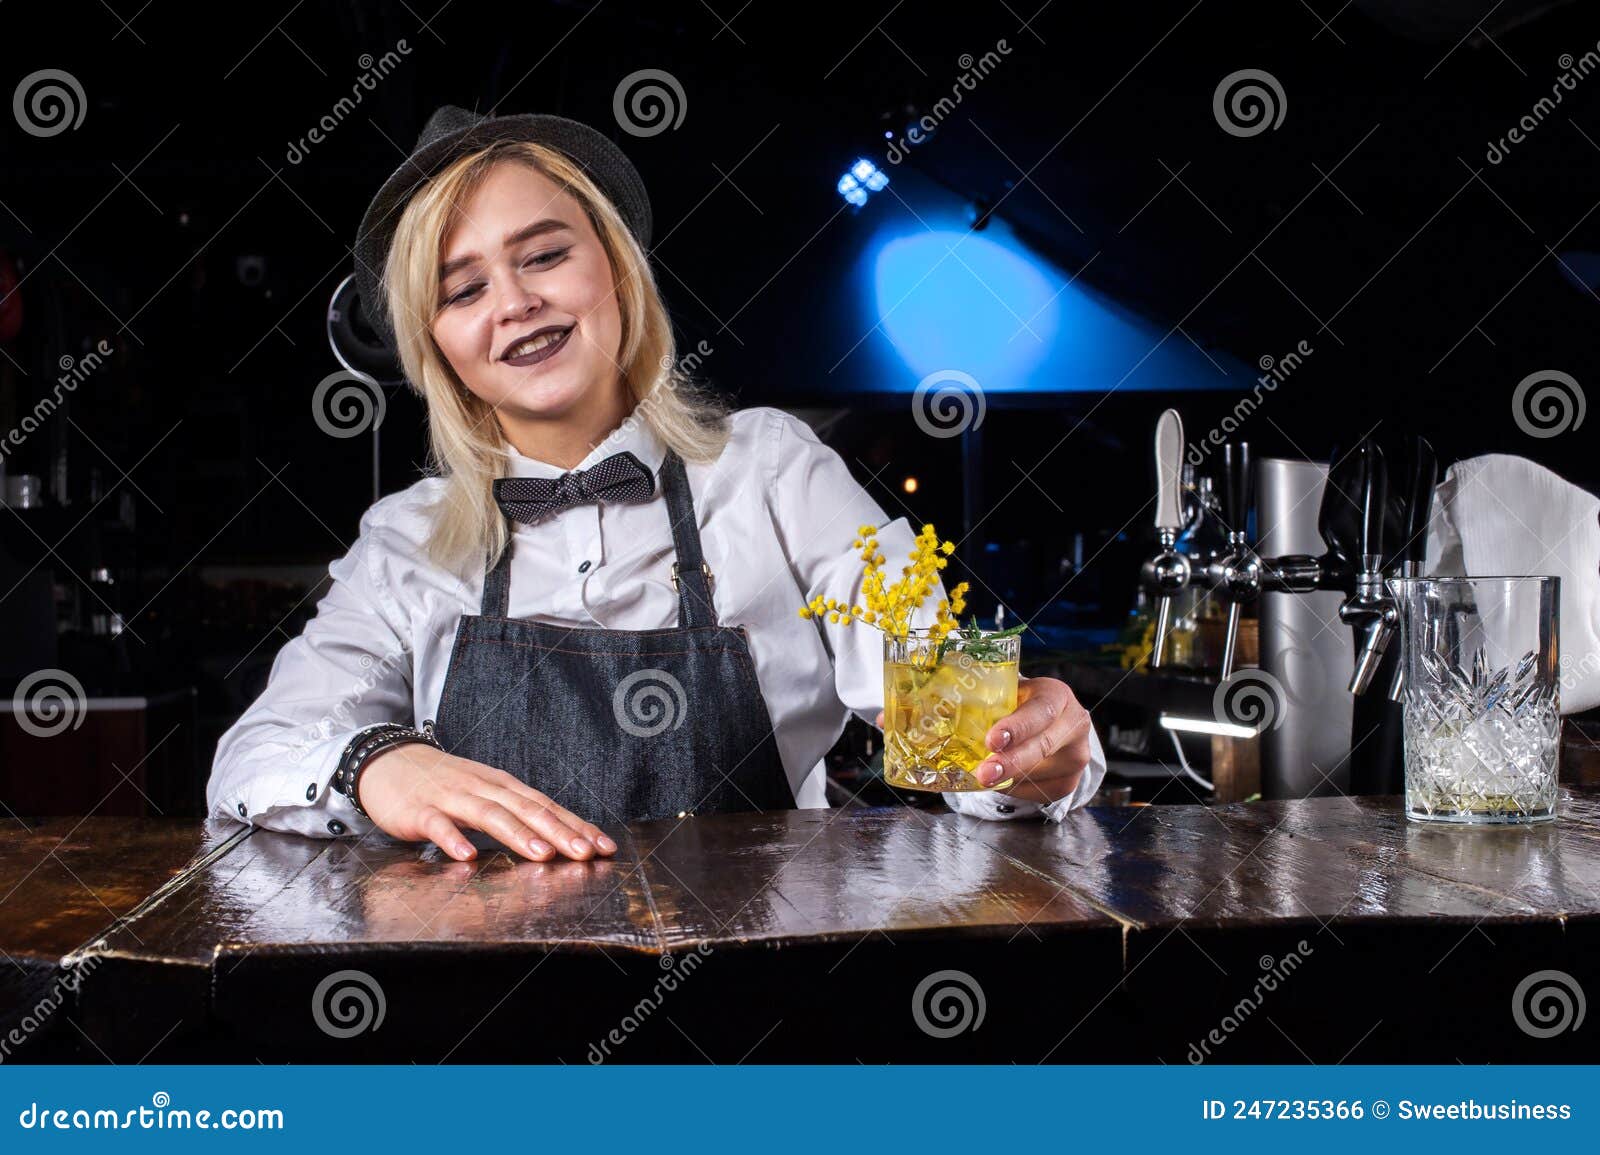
[431,160,625,422]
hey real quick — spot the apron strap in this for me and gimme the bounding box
[481,535,513,617]
[660,450,716,629]
[479,448,716,628]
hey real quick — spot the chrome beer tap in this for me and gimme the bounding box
[1138,412,1428,699]
[1211,437,1399,695]
[1210,441,1260,680]
[1141,416,1329,673]
[1140,409,1191,668]
[1202,438,1335,678]
[1337,442,1398,694]
[1134,411,1444,799]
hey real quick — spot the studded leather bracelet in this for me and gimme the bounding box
[334,721,440,818]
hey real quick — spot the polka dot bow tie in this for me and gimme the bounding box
[492,450,656,526]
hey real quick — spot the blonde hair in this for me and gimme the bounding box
[383,139,732,579]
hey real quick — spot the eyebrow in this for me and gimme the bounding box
[439,218,573,280]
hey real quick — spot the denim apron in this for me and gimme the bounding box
[427,449,797,827]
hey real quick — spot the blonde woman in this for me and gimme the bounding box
[207,106,1106,863]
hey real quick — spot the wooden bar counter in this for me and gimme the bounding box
[4,790,1598,1064]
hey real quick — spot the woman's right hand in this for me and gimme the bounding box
[355,742,618,863]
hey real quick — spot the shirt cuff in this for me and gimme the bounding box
[941,789,1046,821]
[218,733,379,839]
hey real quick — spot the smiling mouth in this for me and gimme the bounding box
[500,325,574,367]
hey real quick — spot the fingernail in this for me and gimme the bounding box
[992,728,1012,751]
[978,761,1001,786]
[595,834,617,853]
[529,838,553,857]
[571,837,592,856]
[457,843,475,859]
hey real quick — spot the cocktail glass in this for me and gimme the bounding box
[883,628,1021,792]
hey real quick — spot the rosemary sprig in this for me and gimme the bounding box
[936,617,1026,664]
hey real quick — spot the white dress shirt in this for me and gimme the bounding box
[207,406,1107,839]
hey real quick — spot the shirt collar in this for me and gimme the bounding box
[500,414,668,482]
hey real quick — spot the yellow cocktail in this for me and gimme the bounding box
[883,628,1020,791]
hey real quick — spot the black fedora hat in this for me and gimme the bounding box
[352,105,652,346]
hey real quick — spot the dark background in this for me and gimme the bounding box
[2,0,1598,811]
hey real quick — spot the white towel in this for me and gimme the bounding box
[1423,453,1600,713]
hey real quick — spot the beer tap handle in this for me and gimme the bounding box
[1345,441,1396,694]
[1316,441,1361,582]
[1359,440,1387,570]
[1217,441,1254,679]
[1222,441,1251,541]
[1144,409,1191,670]
[1389,436,1438,700]
[1401,436,1437,569]
[1155,409,1185,535]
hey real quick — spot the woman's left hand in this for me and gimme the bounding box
[973,676,1093,804]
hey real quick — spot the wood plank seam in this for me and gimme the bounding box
[60,825,256,966]
[623,830,670,953]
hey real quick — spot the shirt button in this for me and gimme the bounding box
[305,783,317,801]
[995,803,1016,815]
[578,559,591,573]
[237,801,247,817]
[327,819,347,836]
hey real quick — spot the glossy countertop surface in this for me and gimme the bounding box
[6,789,1598,967]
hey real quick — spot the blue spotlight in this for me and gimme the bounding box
[837,158,889,206]
[873,230,1057,388]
